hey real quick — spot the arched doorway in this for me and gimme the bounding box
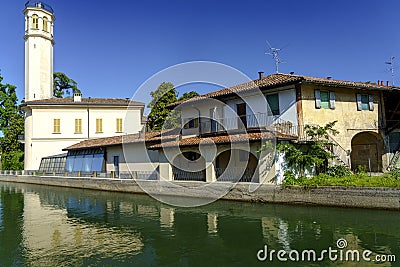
[215,149,258,182]
[172,151,206,181]
[351,132,384,172]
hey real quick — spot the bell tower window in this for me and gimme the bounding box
[32,14,39,29]
[43,16,48,32]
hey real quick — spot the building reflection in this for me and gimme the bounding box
[23,193,144,266]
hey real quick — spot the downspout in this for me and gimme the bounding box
[87,106,90,140]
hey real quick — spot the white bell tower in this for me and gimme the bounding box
[24,1,55,101]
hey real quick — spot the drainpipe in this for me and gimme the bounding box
[87,107,90,140]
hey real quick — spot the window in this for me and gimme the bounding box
[32,14,39,29]
[183,118,199,129]
[53,119,60,133]
[116,118,123,133]
[75,119,82,134]
[266,93,280,115]
[96,118,103,133]
[315,90,335,109]
[43,16,48,32]
[320,91,330,109]
[356,94,374,111]
[65,149,104,173]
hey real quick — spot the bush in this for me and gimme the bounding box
[326,165,352,177]
[282,170,297,185]
[356,165,368,174]
[390,168,400,180]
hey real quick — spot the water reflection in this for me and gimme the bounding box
[0,182,398,266]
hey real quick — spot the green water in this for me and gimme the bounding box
[0,182,399,267]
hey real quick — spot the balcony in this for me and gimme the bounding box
[199,113,298,137]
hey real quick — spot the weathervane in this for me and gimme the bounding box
[265,41,286,74]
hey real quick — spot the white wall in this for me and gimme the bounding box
[25,105,143,170]
[24,7,54,101]
[179,88,298,134]
[106,144,159,173]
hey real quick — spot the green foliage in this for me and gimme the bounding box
[0,77,18,130]
[281,173,400,188]
[282,170,298,185]
[53,72,81,98]
[277,121,340,176]
[178,91,200,101]
[147,82,178,130]
[147,84,200,130]
[389,168,400,180]
[356,165,368,174]
[326,165,352,177]
[0,74,24,170]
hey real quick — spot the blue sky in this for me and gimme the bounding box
[1,0,400,103]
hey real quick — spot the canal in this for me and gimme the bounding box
[0,182,398,266]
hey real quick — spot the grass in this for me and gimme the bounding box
[282,172,400,188]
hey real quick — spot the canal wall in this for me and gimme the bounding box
[0,175,399,210]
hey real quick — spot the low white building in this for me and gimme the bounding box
[22,95,145,170]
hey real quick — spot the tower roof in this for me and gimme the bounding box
[24,1,54,14]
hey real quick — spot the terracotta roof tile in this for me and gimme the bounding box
[168,73,400,108]
[148,131,296,150]
[24,97,144,106]
[63,128,179,150]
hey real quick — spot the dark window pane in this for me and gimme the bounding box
[361,94,369,110]
[82,155,93,172]
[266,94,280,115]
[73,155,84,172]
[92,154,104,172]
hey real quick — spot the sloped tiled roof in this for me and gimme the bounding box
[63,129,179,150]
[148,131,296,150]
[24,97,144,106]
[168,73,400,108]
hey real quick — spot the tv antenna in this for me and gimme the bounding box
[265,41,286,73]
[385,56,395,86]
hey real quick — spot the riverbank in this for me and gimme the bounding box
[0,175,399,210]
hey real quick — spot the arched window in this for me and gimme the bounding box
[32,14,39,29]
[43,16,48,32]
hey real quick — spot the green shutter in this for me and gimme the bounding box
[320,91,329,109]
[266,94,280,115]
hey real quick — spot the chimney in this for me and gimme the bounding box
[381,81,384,86]
[387,81,389,86]
[378,80,380,85]
[258,71,264,80]
[73,93,82,102]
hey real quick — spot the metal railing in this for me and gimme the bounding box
[172,167,206,181]
[25,1,54,13]
[136,170,159,180]
[199,113,298,136]
[215,167,257,183]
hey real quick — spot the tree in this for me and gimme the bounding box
[276,121,339,176]
[147,82,178,130]
[53,72,81,98]
[178,91,200,101]
[147,84,200,131]
[0,74,24,170]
